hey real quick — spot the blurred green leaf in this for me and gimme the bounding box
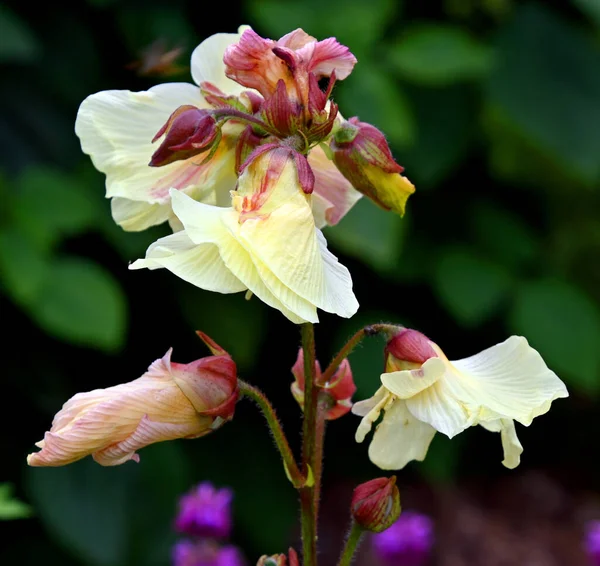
[27,459,137,566]
[469,201,540,270]
[31,257,127,352]
[0,6,40,63]
[509,279,600,393]
[573,0,600,27]
[487,3,600,185]
[336,64,415,148]
[418,433,462,484]
[324,199,405,274]
[0,484,33,520]
[247,0,398,55]
[388,24,492,85]
[0,228,50,305]
[433,248,512,327]
[12,167,99,252]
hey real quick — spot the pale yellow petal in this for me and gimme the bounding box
[448,336,569,426]
[381,357,446,399]
[354,389,393,443]
[480,418,523,469]
[368,400,437,470]
[110,197,171,232]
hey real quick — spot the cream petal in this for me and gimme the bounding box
[92,414,210,466]
[368,400,437,470]
[354,389,393,443]
[480,418,523,469]
[351,386,387,417]
[308,145,361,228]
[129,231,247,294]
[191,28,249,95]
[110,197,172,232]
[448,336,569,426]
[380,357,446,399]
[169,191,318,323]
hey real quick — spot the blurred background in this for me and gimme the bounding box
[2,0,600,564]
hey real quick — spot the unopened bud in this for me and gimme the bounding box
[330,118,415,216]
[150,105,219,167]
[351,476,401,533]
[256,548,299,566]
[385,329,438,372]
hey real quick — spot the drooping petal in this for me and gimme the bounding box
[480,418,524,469]
[368,400,437,470]
[447,336,569,426]
[191,27,250,95]
[309,145,361,227]
[301,37,357,80]
[354,387,393,443]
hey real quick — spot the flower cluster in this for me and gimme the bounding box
[76,26,414,324]
[173,482,245,566]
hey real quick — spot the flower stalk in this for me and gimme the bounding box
[337,521,364,566]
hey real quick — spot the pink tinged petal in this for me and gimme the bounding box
[303,37,357,80]
[308,145,361,227]
[191,28,250,95]
[92,414,210,466]
[278,28,317,50]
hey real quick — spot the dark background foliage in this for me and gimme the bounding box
[1,0,599,564]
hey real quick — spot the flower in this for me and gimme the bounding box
[353,329,568,470]
[585,521,600,566]
[173,540,245,566]
[27,333,238,467]
[75,26,360,232]
[175,482,233,539]
[256,549,299,566]
[130,147,358,323]
[351,476,401,533]
[371,511,433,566]
[291,348,356,419]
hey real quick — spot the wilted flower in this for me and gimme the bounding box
[351,476,401,533]
[175,482,233,539]
[291,348,356,419]
[130,147,358,323]
[331,118,415,216]
[353,329,568,470]
[27,333,238,467]
[585,521,600,566]
[372,511,433,566]
[173,540,245,566]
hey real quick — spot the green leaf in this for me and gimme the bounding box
[12,167,99,252]
[0,6,40,63]
[335,64,415,148]
[31,257,127,352]
[27,459,137,566]
[509,279,600,393]
[388,24,492,85]
[469,201,540,270]
[486,4,600,185]
[433,248,512,327]
[0,229,50,306]
[417,433,462,484]
[247,0,398,56]
[324,198,406,274]
[0,484,33,520]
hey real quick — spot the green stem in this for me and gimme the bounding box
[319,324,388,385]
[337,521,365,566]
[312,395,328,517]
[300,323,318,566]
[238,380,304,488]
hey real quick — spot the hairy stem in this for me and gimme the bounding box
[300,322,318,566]
[312,395,328,518]
[238,380,303,488]
[337,521,365,566]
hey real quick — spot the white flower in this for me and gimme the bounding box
[353,330,568,470]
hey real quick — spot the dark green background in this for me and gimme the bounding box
[1,0,599,564]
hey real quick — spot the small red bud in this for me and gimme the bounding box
[256,548,299,566]
[351,476,401,533]
[150,105,219,167]
[385,329,437,372]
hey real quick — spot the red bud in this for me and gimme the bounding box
[351,476,401,533]
[385,329,437,372]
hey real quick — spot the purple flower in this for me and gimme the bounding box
[175,482,233,539]
[172,540,245,566]
[585,521,600,566]
[372,511,433,566]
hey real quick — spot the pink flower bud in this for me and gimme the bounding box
[27,333,238,467]
[351,476,401,533]
[385,329,438,372]
[256,548,299,566]
[150,105,219,167]
[330,118,415,216]
[291,349,356,420]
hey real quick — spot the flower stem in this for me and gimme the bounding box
[238,380,304,488]
[319,324,387,385]
[312,395,328,517]
[300,322,318,566]
[337,521,365,566]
